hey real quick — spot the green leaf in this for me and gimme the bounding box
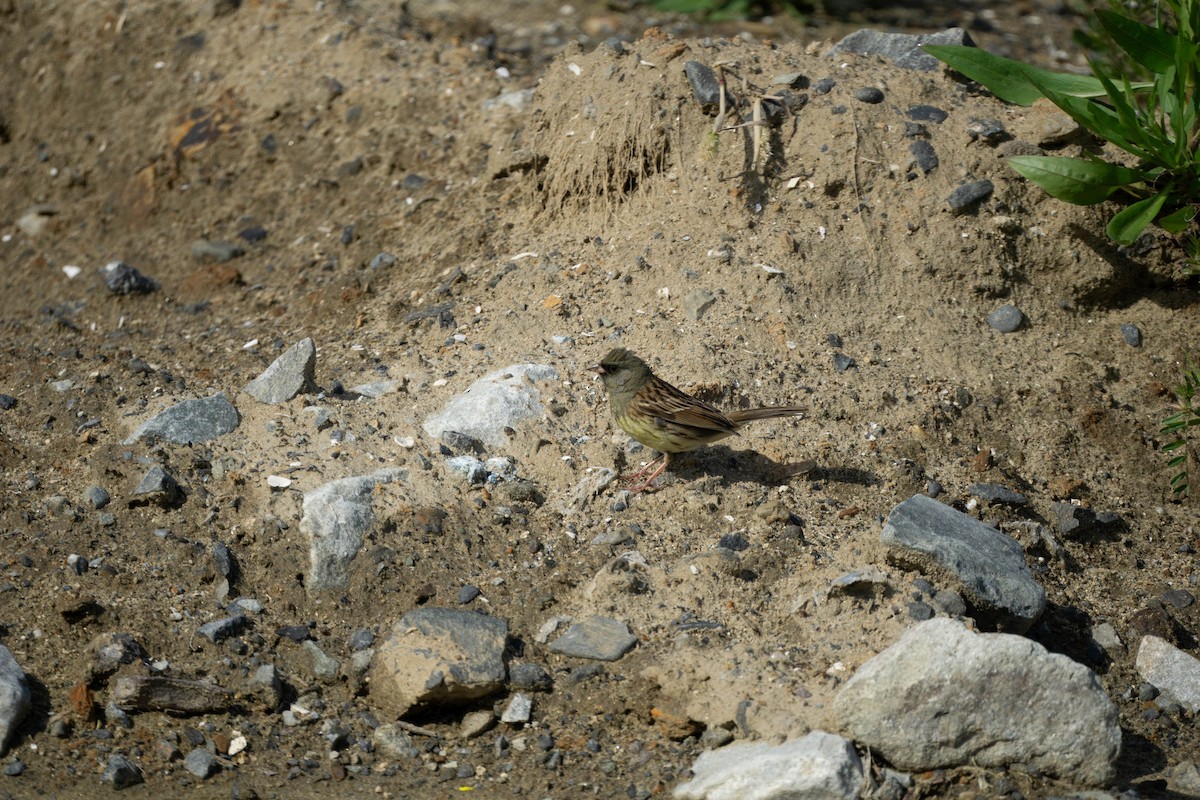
[1097,9,1177,72]
[1158,204,1197,233]
[1107,189,1169,244]
[923,45,1108,105]
[1007,156,1144,204]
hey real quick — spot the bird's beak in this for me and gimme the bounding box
[589,362,605,375]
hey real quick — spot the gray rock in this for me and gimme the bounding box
[0,646,31,756]
[369,252,397,269]
[509,662,553,691]
[827,27,975,71]
[300,468,407,592]
[244,338,317,404]
[123,393,240,445]
[501,692,533,724]
[101,754,144,789]
[683,289,716,321]
[446,455,488,485]
[131,465,183,507]
[947,179,995,213]
[458,585,482,604]
[196,615,246,643]
[967,117,1007,143]
[832,618,1119,786]
[423,363,558,447]
[986,304,1024,333]
[909,140,938,174]
[183,747,217,778]
[369,607,509,716]
[248,664,284,711]
[1051,501,1097,535]
[482,88,533,113]
[1092,622,1123,654]
[907,105,948,123]
[87,632,145,678]
[112,674,234,714]
[674,731,864,800]
[101,261,159,295]
[967,483,1028,506]
[302,640,340,681]
[1120,323,1142,347]
[683,61,720,110]
[350,628,375,650]
[190,239,244,262]
[549,616,638,661]
[373,724,420,758]
[212,541,236,581]
[1136,635,1200,712]
[881,494,1046,632]
[84,486,110,509]
[855,86,884,103]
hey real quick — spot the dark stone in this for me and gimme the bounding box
[907,105,948,123]
[947,179,994,213]
[909,140,938,174]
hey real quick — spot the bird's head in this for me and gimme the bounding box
[589,347,652,395]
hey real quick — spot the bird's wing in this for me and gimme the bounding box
[631,379,739,435]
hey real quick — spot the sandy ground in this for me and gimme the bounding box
[0,1,1198,798]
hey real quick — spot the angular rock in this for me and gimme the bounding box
[948,179,995,213]
[302,640,340,682]
[373,723,420,758]
[423,363,558,447]
[184,747,217,778]
[123,393,240,445]
[87,632,146,679]
[0,645,31,756]
[301,468,407,592]
[501,692,533,724]
[111,673,234,714]
[967,482,1027,506]
[832,618,1120,786]
[1136,635,1200,712]
[369,607,509,717]
[131,465,183,507]
[246,664,284,711]
[881,494,1046,631]
[826,27,975,71]
[549,616,638,661]
[196,615,247,643]
[674,731,864,800]
[244,338,317,404]
[683,61,720,110]
[101,754,144,789]
[101,261,159,295]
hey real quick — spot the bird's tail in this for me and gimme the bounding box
[726,406,805,424]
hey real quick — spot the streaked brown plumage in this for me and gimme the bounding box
[590,347,803,492]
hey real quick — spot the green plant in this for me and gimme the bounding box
[1162,362,1200,497]
[925,0,1200,246]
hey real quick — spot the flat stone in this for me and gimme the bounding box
[301,468,408,592]
[423,363,558,447]
[101,754,144,789]
[833,618,1119,786]
[881,494,1046,632]
[827,27,975,71]
[1136,635,1200,712]
[183,747,217,778]
[124,393,240,445]
[369,607,509,717]
[501,692,533,724]
[244,338,317,404]
[674,731,864,800]
[948,179,995,213]
[549,616,638,661]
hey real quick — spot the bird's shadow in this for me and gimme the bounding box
[665,445,876,489]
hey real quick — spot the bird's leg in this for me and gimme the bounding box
[628,453,672,494]
[621,452,665,483]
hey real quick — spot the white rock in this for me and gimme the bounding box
[674,731,863,800]
[1136,635,1200,712]
[832,618,1119,786]
[423,363,558,447]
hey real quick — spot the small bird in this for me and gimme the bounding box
[590,347,804,492]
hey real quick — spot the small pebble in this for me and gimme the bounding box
[855,86,884,104]
[813,77,836,95]
[947,179,994,213]
[458,585,482,604]
[907,105,948,123]
[1120,323,1142,347]
[987,304,1024,333]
